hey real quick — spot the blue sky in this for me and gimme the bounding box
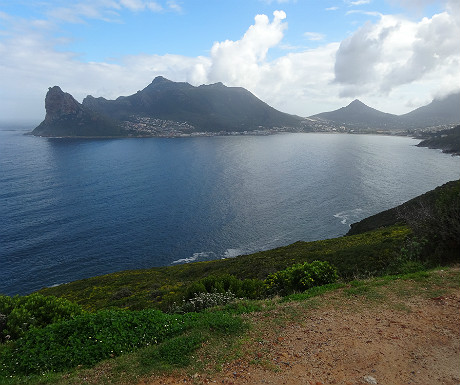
[0,0,458,123]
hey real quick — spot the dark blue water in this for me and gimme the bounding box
[1,128,459,296]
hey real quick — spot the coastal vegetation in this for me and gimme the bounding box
[416,125,460,155]
[0,179,458,383]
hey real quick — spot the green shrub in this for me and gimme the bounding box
[0,309,185,375]
[0,294,82,342]
[190,310,246,335]
[264,260,339,296]
[144,333,204,367]
[184,274,265,300]
[0,308,245,376]
[386,237,429,275]
[170,291,237,313]
[398,180,460,263]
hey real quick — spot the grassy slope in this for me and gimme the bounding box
[6,267,459,385]
[39,225,410,311]
[347,180,459,236]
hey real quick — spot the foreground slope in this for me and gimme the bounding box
[347,179,460,235]
[173,269,460,385]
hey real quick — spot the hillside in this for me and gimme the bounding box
[145,269,459,385]
[401,93,460,128]
[310,99,399,129]
[347,179,460,235]
[31,77,307,137]
[3,269,459,385]
[309,92,460,131]
[416,125,460,155]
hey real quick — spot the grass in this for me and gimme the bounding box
[1,267,458,385]
[38,225,411,311]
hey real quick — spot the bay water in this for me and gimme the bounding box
[1,128,459,295]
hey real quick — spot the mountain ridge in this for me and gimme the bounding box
[32,86,123,137]
[309,92,460,131]
[32,77,307,137]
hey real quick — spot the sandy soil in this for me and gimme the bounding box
[140,277,460,385]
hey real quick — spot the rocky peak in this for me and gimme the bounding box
[347,99,367,110]
[44,86,82,122]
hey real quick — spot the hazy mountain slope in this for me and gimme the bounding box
[400,93,460,128]
[82,76,305,133]
[309,92,460,130]
[310,99,399,129]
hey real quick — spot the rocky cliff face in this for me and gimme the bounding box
[43,86,83,122]
[31,87,121,137]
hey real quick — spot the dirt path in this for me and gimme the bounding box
[140,276,460,385]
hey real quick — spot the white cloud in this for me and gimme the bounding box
[346,10,382,16]
[46,0,175,23]
[347,0,371,5]
[166,1,182,12]
[334,6,460,102]
[207,11,287,89]
[304,32,325,41]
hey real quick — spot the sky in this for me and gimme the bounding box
[0,0,459,124]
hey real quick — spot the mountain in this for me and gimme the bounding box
[32,77,307,137]
[400,93,460,128]
[32,86,122,137]
[309,92,460,131]
[310,99,399,129]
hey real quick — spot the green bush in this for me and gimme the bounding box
[0,294,82,342]
[184,274,265,300]
[398,180,460,263]
[152,333,203,367]
[0,308,245,376]
[264,260,339,296]
[171,291,237,313]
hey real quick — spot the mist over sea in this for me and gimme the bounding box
[1,128,459,296]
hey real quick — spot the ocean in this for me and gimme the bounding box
[1,128,459,296]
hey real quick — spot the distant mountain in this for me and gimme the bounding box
[400,93,460,128]
[309,92,460,131]
[310,99,399,129]
[32,77,307,137]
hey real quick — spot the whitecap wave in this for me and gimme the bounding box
[171,251,217,264]
[334,208,364,225]
[222,248,244,259]
[49,282,67,288]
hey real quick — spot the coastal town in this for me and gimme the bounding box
[121,114,458,138]
[120,114,312,137]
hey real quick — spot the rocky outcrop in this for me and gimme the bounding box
[43,86,83,122]
[31,87,122,137]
